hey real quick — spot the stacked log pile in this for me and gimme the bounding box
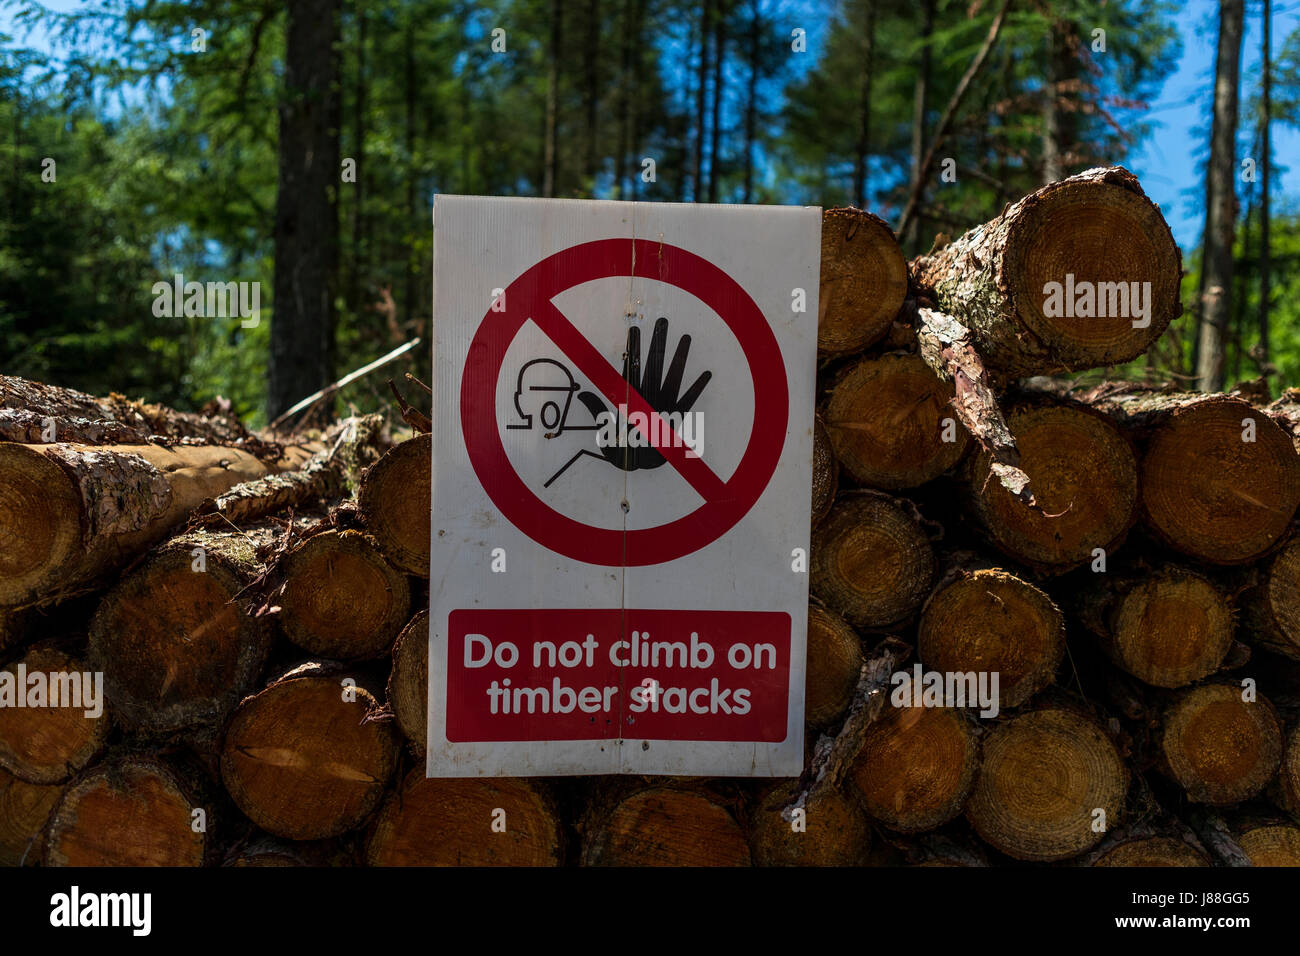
[4,166,1300,867]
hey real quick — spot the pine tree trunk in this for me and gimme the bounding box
[219,661,400,840]
[0,439,317,610]
[818,208,908,356]
[366,769,563,866]
[357,434,431,576]
[912,166,1182,376]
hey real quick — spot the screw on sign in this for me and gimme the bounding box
[461,236,790,567]
[430,197,819,777]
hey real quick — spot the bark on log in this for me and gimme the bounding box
[964,401,1138,572]
[1074,564,1235,689]
[219,661,400,840]
[0,644,109,783]
[581,784,752,866]
[358,434,431,577]
[811,415,837,526]
[0,767,62,866]
[42,755,210,866]
[804,605,864,729]
[811,491,936,629]
[274,529,411,660]
[848,704,979,833]
[917,562,1064,709]
[822,351,970,489]
[366,769,562,866]
[88,527,278,734]
[0,439,316,609]
[818,209,908,356]
[388,610,429,754]
[746,779,872,866]
[1089,388,1300,564]
[965,707,1128,862]
[911,166,1182,376]
[0,373,260,447]
[1160,683,1282,805]
[194,414,385,528]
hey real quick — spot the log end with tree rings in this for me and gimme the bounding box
[811,415,837,526]
[1237,823,1300,866]
[89,533,272,734]
[0,645,108,784]
[1101,567,1235,689]
[849,705,979,833]
[918,568,1064,709]
[968,404,1137,571]
[0,443,82,606]
[43,757,208,867]
[358,434,431,577]
[0,768,63,866]
[581,785,751,866]
[747,780,872,867]
[824,352,970,490]
[1161,684,1283,805]
[817,208,908,356]
[811,492,935,629]
[1141,398,1300,564]
[366,770,562,866]
[1252,538,1300,659]
[966,708,1127,862]
[220,664,400,841]
[1273,723,1300,821]
[804,606,864,729]
[388,610,429,753]
[1091,836,1209,867]
[278,529,411,660]
[998,168,1182,371]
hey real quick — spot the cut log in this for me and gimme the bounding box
[0,439,316,609]
[0,608,27,655]
[849,704,979,833]
[388,610,429,753]
[818,208,908,356]
[811,415,837,526]
[804,606,864,728]
[194,414,385,528]
[1272,723,1300,822]
[1236,536,1300,661]
[917,564,1064,709]
[911,166,1182,376]
[966,707,1128,862]
[42,756,209,866]
[1090,836,1210,867]
[581,785,751,866]
[0,644,109,783]
[274,530,411,660]
[88,528,277,734]
[1160,683,1283,805]
[0,768,62,866]
[0,373,259,447]
[1075,565,1235,689]
[220,661,400,840]
[366,769,562,866]
[1237,822,1300,866]
[811,491,935,629]
[358,435,431,577]
[965,402,1138,572]
[822,352,970,489]
[746,780,871,866]
[1089,389,1300,564]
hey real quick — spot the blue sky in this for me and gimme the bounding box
[4,0,1298,250]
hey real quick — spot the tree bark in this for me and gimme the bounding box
[911,166,1182,376]
[1196,0,1245,392]
[902,0,933,253]
[269,0,342,420]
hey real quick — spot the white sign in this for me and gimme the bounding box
[428,195,819,776]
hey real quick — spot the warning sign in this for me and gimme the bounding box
[429,196,820,776]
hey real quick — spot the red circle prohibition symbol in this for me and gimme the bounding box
[461,237,789,567]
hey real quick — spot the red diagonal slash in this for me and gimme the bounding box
[531,298,730,504]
